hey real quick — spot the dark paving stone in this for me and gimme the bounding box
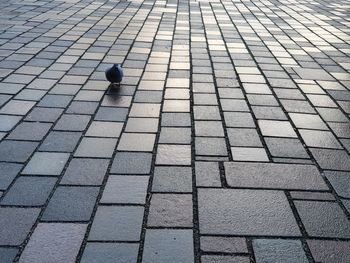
[148,194,193,227]
[307,240,350,263]
[195,121,224,137]
[7,122,51,141]
[290,191,335,201]
[74,138,117,158]
[0,163,22,190]
[22,152,69,176]
[19,223,87,263]
[161,112,191,127]
[253,239,308,263]
[95,107,128,121]
[1,177,56,206]
[25,107,64,122]
[201,255,250,263]
[159,127,191,144]
[134,91,163,103]
[111,152,152,174]
[247,94,279,106]
[281,100,316,114]
[42,186,99,221]
[37,94,73,108]
[0,140,38,163]
[0,207,40,245]
[227,128,263,147]
[142,229,193,263]
[66,101,99,115]
[295,201,350,238]
[195,162,221,187]
[0,100,35,115]
[39,131,82,152]
[0,115,22,131]
[54,114,91,131]
[325,171,350,198]
[194,106,221,120]
[198,189,300,236]
[200,236,247,253]
[88,206,144,241]
[265,138,309,158]
[61,158,109,186]
[224,112,255,128]
[252,106,287,120]
[81,243,139,263]
[329,122,350,138]
[0,247,18,263]
[152,166,192,192]
[225,162,327,190]
[310,148,350,171]
[101,175,149,204]
[195,137,227,156]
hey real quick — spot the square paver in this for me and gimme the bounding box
[152,166,192,192]
[265,138,309,158]
[0,163,22,190]
[0,248,18,263]
[198,189,300,236]
[200,236,247,253]
[54,114,91,131]
[74,138,117,158]
[325,171,350,198]
[7,122,51,141]
[39,131,82,152]
[159,127,191,144]
[88,206,144,241]
[195,162,221,187]
[86,121,123,138]
[111,152,152,174]
[310,148,350,171]
[0,115,22,131]
[117,133,156,152]
[156,145,191,165]
[231,147,269,162]
[258,120,297,138]
[22,152,69,176]
[195,137,227,156]
[125,118,159,133]
[129,103,160,117]
[307,240,350,263]
[0,140,38,163]
[100,176,149,204]
[300,129,342,149]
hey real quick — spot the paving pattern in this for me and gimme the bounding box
[0,0,349,262]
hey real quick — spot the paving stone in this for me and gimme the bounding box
[295,201,350,238]
[289,113,328,130]
[159,127,191,144]
[86,121,123,138]
[290,191,335,201]
[300,129,342,149]
[307,240,350,263]
[39,131,82,152]
[224,112,255,128]
[74,138,117,158]
[0,115,22,131]
[156,145,191,165]
[252,106,287,120]
[66,101,99,115]
[54,114,91,131]
[0,100,35,115]
[194,106,221,120]
[101,175,149,204]
[148,194,192,227]
[129,103,160,117]
[125,118,159,133]
[0,140,38,163]
[225,162,327,190]
[198,189,300,236]
[253,239,308,263]
[152,166,192,192]
[325,171,350,198]
[195,121,224,137]
[95,107,128,121]
[22,152,69,176]
[227,128,262,147]
[231,147,269,162]
[0,163,22,190]
[201,255,250,263]
[7,122,51,141]
[1,177,56,206]
[38,95,72,108]
[0,207,40,245]
[89,206,144,241]
[329,122,350,138]
[117,133,156,152]
[25,107,63,122]
[134,91,163,103]
[258,120,297,138]
[161,112,191,127]
[195,161,221,187]
[19,223,87,263]
[281,100,316,114]
[0,248,18,263]
[310,148,350,171]
[200,236,247,253]
[195,137,227,156]
[317,108,348,122]
[143,229,194,263]
[265,138,309,158]
[81,243,139,263]
[111,152,152,174]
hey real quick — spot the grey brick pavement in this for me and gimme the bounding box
[0,0,349,262]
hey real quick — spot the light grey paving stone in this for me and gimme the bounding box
[54,114,91,131]
[81,243,139,263]
[290,191,335,201]
[195,162,221,187]
[101,175,149,204]
[89,206,144,241]
[74,138,117,158]
[22,152,69,176]
[42,186,99,221]
[25,107,64,122]
[0,207,40,245]
[325,171,350,198]
[111,152,152,174]
[0,115,22,131]
[224,112,255,128]
[86,121,123,138]
[95,107,128,122]
[265,138,309,158]
[258,120,297,138]
[39,131,82,152]
[19,223,87,263]
[307,240,350,263]
[227,128,263,147]
[37,95,72,108]
[7,122,51,141]
[224,162,328,190]
[125,118,159,133]
[289,113,328,130]
[194,106,221,120]
[0,247,18,263]
[60,158,109,185]
[0,163,22,190]
[231,147,269,162]
[0,140,38,163]
[0,100,35,115]
[161,113,191,127]
[117,133,156,152]
[156,145,191,165]
[66,101,99,115]
[310,148,350,171]
[198,189,300,236]
[300,129,342,149]
[295,201,350,238]
[195,121,224,137]
[253,239,308,263]
[129,103,160,117]
[152,166,192,192]
[200,236,247,253]
[143,229,194,263]
[159,127,191,144]
[1,177,56,206]
[148,194,193,227]
[201,255,250,263]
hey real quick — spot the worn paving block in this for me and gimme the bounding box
[225,162,328,190]
[19,223,87,263]
[198,189,300,236]
[22,152,69,176]
[143,229,193,263]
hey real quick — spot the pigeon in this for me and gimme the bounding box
[105,64,123,84]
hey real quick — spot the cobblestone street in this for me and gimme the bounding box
[0,0,349,262]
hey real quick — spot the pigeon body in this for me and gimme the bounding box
[105,64,123,84]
